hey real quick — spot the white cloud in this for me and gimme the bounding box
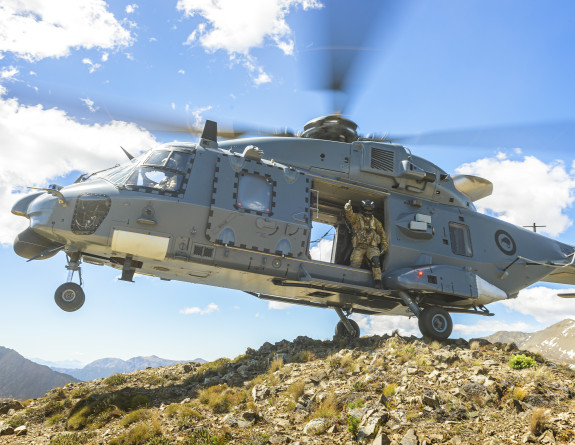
[0,66,19,80]
[0,0,134,61]
[178,69,185,75]
[82,58,102,73]
[456,153,575,237]
[179,302,220,315]
[452,319,536,337]
[352,314,420,337]
[354,312,541,339]
[268,301,293,310]
[176,0,322,84]
[309,239,333,262]
[500,286,575,324]
[126,4,138,14]
[189,105,213,128]
[80,98,98,112]
[0,93,156,245]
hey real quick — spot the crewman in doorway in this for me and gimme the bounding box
[344,199,388,289]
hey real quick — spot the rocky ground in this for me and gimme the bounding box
[1,334,574,445]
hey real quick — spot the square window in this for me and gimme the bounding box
[237,174,272,213]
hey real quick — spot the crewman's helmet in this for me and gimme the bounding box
[360,200,375,216]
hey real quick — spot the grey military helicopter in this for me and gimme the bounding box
[10,1,575,341]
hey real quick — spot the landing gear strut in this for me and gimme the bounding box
[334,307,360,339]
[399,291,453,340]
[54,251,85,312]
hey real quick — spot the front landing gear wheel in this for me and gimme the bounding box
[54,283,85,312]
[419,307,452,340]
[335,319,360,339]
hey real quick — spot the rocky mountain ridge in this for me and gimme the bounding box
[484,318,575,364]
[1,334,574,444]
[0,346,78,400]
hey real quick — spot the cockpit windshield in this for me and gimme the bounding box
[97,148,193,195]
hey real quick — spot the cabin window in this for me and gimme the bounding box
[449,222,473,257]
[237,174,272,213]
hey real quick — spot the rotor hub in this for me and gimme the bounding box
[301,115,359,143]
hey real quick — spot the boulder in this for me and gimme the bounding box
[0,400,24,415]
[400,428,419,445]
[303,417,330,435]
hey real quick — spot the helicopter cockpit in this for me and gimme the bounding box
[96,147,194,196]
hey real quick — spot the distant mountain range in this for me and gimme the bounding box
[47,355,207,381]
[0,346,78,399]
[30,358,85,369]
[484,318,575,364]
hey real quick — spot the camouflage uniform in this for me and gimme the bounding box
[344,202,388,286]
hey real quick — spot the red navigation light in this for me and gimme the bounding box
[417,270,424,277]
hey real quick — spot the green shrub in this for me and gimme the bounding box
[311,393,338,419]
[184,358,231,384]
[287,380,305,401]
[198,384,245,414]
[67,391,150,430]
[383,383,397,397]
[109,418,162,445]
[48,432,94,445]
[145,375,166,386]
[186,428,225,444]
[347,416,360,438]
[119,408,152,427]
[269,356,284,373]
[347,399,364,409]
[509,354,537,370]
[512,387,528,401]
[7,413,27,428]
[291,350,316,363]
[396,346,416,364]
[243,432,270,445]
[104,374,127,386]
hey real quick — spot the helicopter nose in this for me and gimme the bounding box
[12,191,63,260]
[13,227,62,260]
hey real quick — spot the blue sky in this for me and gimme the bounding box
[1,0,575,366]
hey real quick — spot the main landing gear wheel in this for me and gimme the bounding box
[335,319,360,339]
[54,282,85,312]
[418,307,453,340]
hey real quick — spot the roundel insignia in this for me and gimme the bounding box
[495,229,516,256]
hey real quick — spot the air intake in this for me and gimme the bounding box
[370,147,395,173]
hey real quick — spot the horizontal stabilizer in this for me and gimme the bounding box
[452,174,493,201]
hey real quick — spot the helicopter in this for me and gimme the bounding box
[9,2,575,342]
[11,111,575,341]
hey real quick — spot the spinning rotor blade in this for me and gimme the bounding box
[5,82,264,140]
[299,0,406,114]
[387,120,575,152]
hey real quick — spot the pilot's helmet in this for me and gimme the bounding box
[360,200,375,216]
[163,156,178,170]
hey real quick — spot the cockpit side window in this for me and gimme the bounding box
[122,149,194,197]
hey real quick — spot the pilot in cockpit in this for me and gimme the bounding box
[344,199,388,289]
